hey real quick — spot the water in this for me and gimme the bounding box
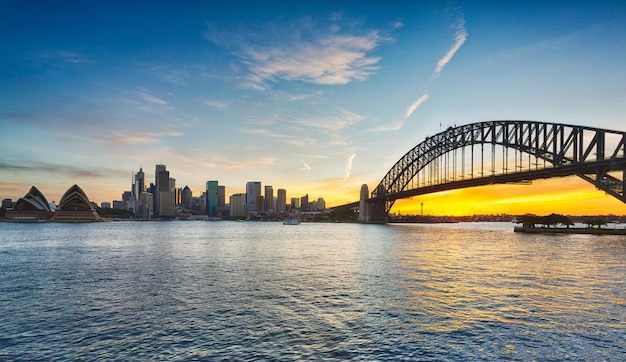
[1,221,625,360]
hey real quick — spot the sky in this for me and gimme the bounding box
[2,0,626,216]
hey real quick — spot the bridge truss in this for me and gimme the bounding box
[368,120,626,223]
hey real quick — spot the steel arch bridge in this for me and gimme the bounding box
[363,120,626,223]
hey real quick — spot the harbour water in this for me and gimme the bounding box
[1,221,625,360]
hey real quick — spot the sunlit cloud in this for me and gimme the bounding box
[405,93,429,119]
[300,161,312,171]
[432,18,467,78]
[205,18,390,88]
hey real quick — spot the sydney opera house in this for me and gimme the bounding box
[5,184,100,222]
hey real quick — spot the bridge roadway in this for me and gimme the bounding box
[332,120,626,223]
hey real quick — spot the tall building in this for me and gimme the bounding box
[230,193,246,217]
[246,181,261,213]
[290,197,300,209]
[311,197,326,211]
[154,164,168,215]
[140,192,154,219]
[132,167,144,199]
[154,164,175,217]
[206,181,218,216]
[264,185,273,213]
[217,186,225,208]
[300,194,309,211]
[181,185,192,210]
[276,189,286,212]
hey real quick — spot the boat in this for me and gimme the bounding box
[283,219,300,225]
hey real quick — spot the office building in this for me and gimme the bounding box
[276,189,286,212]
[206,181,218,216]
[264,185,273,213]
[246,181,261,213]
[154,164,169,215]
[181,185,192,210]
[230,193,246,217]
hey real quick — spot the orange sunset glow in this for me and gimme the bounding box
[391,176,626,216]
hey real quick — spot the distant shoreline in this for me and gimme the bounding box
[514,226,626,235]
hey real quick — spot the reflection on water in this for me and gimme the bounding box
[1,221,625,360]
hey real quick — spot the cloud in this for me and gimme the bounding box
[432,19,468,78]
[405,93,429,119]
[345,153,356,178]
[289,108,366,132]
[367,120,405,132]
[202,99,230,110]
[205,18,391,88]
[0,160,126,179]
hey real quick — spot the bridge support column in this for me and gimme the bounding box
[359,184,370,223]
[368,199,388,224]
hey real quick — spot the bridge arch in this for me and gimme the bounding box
[368,120,626,223]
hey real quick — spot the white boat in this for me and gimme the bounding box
[283,219,300,225]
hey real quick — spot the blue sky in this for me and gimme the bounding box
[2,1,626,206]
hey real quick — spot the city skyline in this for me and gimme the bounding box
[2,1,626,216]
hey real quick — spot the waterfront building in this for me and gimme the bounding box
[154,164,169,215]
[230,193,246,217]
[101,202,111,209]
[246,181,261,213]
[316,197,326,211]
[264,185,273,213]
[159,191,176,217]
[132,167,144,199]
[256,195,265,213]
[181,185,192,210]
[217,186,225,208]
[5,186,53,222]
[276,189,286,212]
[2,198,13,209]
[140,192,153,219]
[112,200,125,209]
[300,194,309,211]
[206,181,218,216]
[51,184,100,222]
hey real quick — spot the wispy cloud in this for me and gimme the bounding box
[432,18,468,78]
[405,93,429,119]
[289,108,366,132]
[202,99,230,110]
[0,160,126,179]
[366,120,405,132]
[345,152,356,178]
[205,17,392,88]
[300,160,312,171]
[31,50,91,67]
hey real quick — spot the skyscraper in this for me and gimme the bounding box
[133,167,144,200]
[246,181,261,213]
[206,181,218,216]
[181,185,192,210]
[276,189,286,212]
[154,164,174,217]
[264,185,273,213]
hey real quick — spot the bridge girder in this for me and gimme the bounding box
[368,120,626,223]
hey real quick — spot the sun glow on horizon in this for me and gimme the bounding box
[391,176,626,216]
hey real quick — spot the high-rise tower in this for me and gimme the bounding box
[246,181,261,213]
[206,181,218,216]
[264,185,273,213]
